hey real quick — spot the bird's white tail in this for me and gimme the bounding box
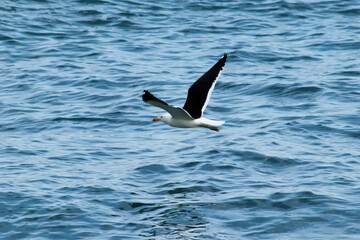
[198,117,225,127]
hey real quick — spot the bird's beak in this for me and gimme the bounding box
[152,117,161,122]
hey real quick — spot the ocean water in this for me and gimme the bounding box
[1,0,360,239]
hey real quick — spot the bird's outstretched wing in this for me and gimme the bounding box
[142,90,194,120]
[183,54,227,119]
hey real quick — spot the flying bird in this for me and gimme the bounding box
[142,54,227,131]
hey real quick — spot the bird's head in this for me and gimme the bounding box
[152,114,171,124]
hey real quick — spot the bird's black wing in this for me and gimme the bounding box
[183,54,227,119]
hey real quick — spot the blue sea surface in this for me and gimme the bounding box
[1,0,360,239]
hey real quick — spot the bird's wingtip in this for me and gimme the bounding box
[142,90,151,102]
[142,90,159,103]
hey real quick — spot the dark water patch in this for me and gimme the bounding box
[114,201,161,213]
[322,208,360,220]
[270,191,339,208]
[55,63,83,70]
[233,49,320,64]
[3,107,39,116]
[11,205,94,239]
[167,185,221,194]
[85,94,121,102]
[48,156,88,163]
[331,70,360,77]
[309,40,360,51]
[226,216,270,228]
[275,12,307,20]
[0,33,13,41]
[2,146,40,156]
[209,191,339,213]
[179,161,204,169]
[68,77,121,89]
[301,123,360,139]
[217,81,252,92]
[25,92,65,106]
[230,150,301,166]
[244,82,322,99]
[346,131,360,139]
[19,205,86,223]
[345,226,360,235]
[77,9,102,16]
[153,180,223,195]
[276,103,318,112]
[337,8,360,16]
[76,0,112,4]
[79,51,101,58]
[174,145,196,153]
[56,43,94,54]
[4,82,32,91]
[232,22,276,32]
[187,2,228,11]
[0,125,20,132]
[180,27,229,35]
[202,149,222,158]
[2,38,21,45]
[112,20,138,29]
[27,0,52,2]
[279,1,313,11]
[22,30,69,39]
[53,117,116,123]
[135,164,178,175]
[244,216,328,237]
[209,197,280,210]
[81,186,115,195]
[199,163,238,171]
[77,17,117,26]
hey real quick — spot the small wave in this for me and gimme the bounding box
[77,17,116,26]
[302,123,360,139]
[231,150,300,166]
[179,161,203,168]
[115,201,162,214]
[337,8,360,16]
[0,33,13,41]
[76,0,110,4]
[244,83,322,99]
[331,70,360,77]
[167,185,221,194]
[52,117,114,123]
[199,163,238,171]
[243,215,328,237]
[4,82,32,91]
[174,146,196,153]
[3,146,39,156]
[77,10,102,16]
[208,190,341,212]
[309,41,360,51]
[134,164,178,175]
[233,50,319,63]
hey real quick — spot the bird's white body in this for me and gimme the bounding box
[160,113,225,128]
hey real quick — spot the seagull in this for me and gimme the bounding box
[142,54,227,131]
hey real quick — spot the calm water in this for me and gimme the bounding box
[1,0,360,239]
